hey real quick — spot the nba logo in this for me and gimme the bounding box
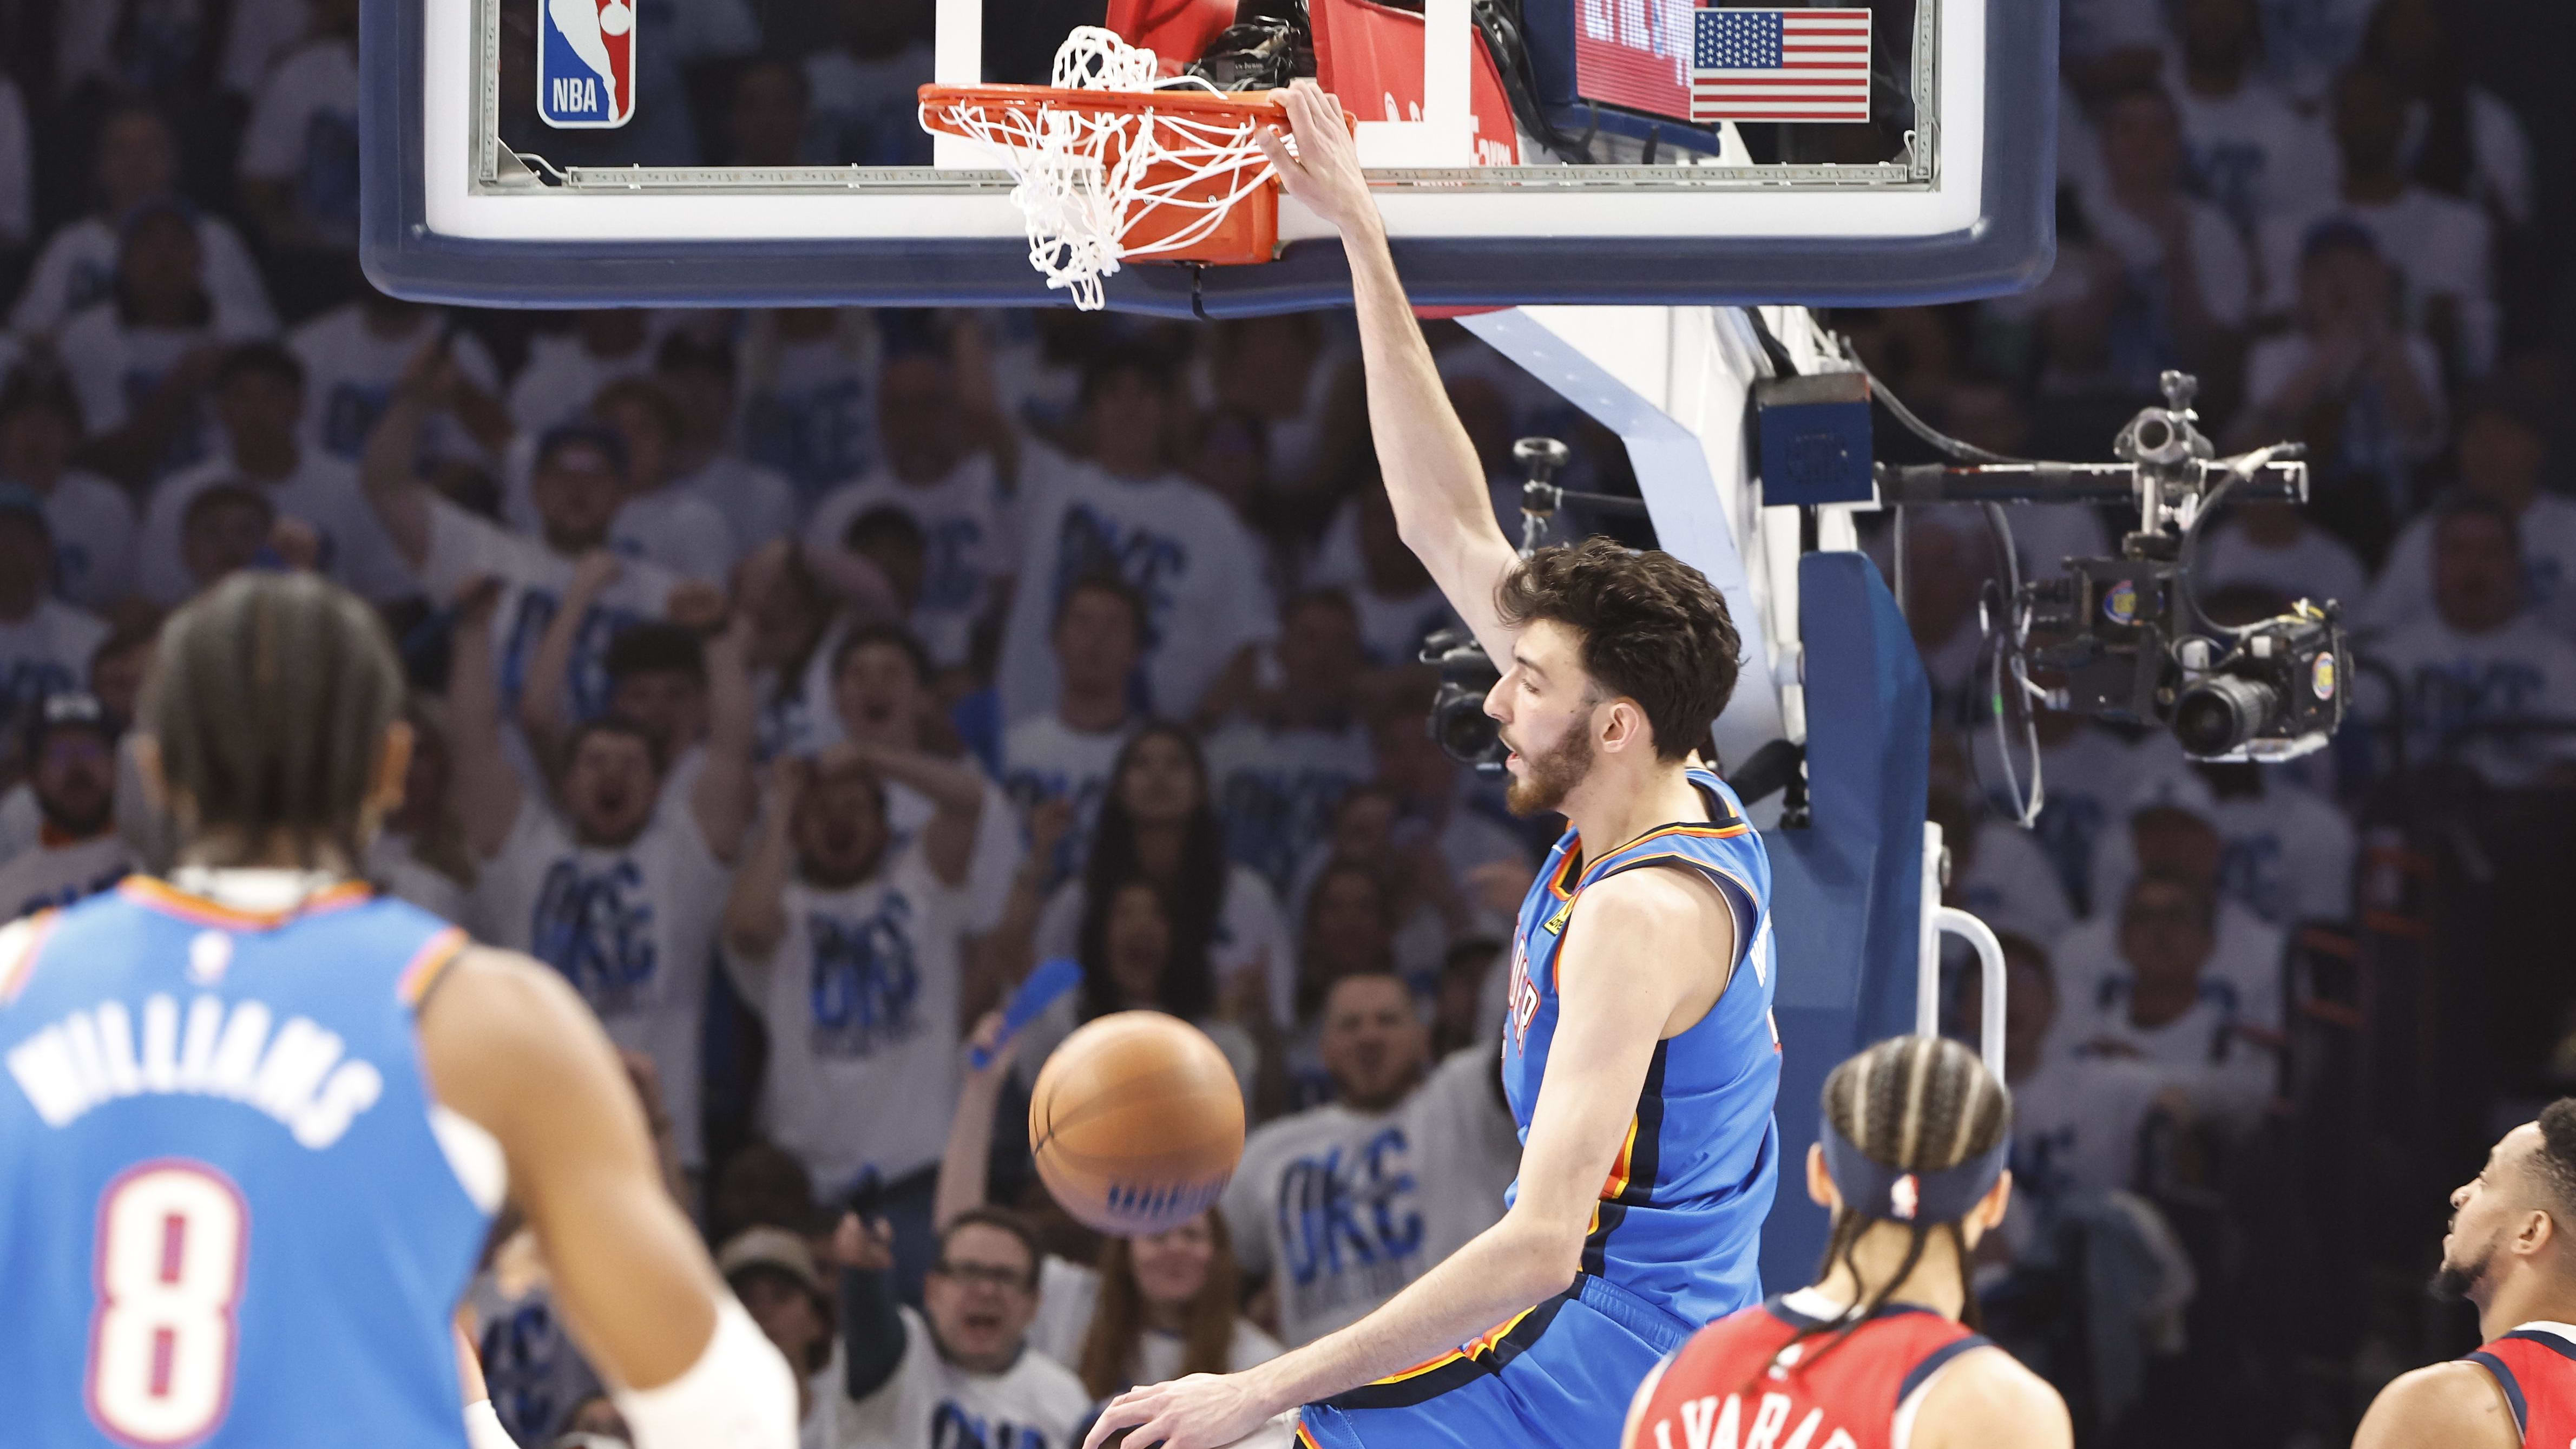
[537,0,636,129]
[1889,1173,1919,1221]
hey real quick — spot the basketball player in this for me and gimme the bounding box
[1623,1036,2071,1449]
[2353,1100,2576,1448]
[1086,81,1779,1449]
[0,572,796,1448]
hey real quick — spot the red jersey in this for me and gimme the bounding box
[1625,1291,1993,1449]
[2463,1322,2576,1447]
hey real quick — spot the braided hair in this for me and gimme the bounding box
[144,572,407,871]
[1771,1035,2012,1382]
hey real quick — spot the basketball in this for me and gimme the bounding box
[1028,1011,1246,1236]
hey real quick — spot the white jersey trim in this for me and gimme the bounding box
[431,1104,509,1214]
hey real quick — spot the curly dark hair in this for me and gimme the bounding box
[1493,537,1742,762]
[2531,1099,2576,1220]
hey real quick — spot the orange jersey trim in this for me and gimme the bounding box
[1601,1113,1641,1201]
[119,877,373,931]
[0,910,62,1005]
[396,926,471,1007]
[1295,1423,1324,1449]
[1368,1307,1538,1385]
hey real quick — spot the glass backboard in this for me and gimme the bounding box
[363,0,2056,314]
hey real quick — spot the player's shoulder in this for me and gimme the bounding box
[1907,1340,2073,1449]
[0,907,63,1004]
[2357,1358,2522,1449]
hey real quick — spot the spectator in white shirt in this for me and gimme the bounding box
[2258,65,2496,379]
[834,1207,1093,1449]
[804,322,1020,673]
[2355,0,2533,230]
[9,103,276,337]
[287,290,510,464]
[446,573,760,1171]
[236,0,362,251]
[2075,82,2255,379]
[140,341,412,605]
[2360,388,2574,639]
[0,691,134,921]
[1223,972,1438,1346]
[2229,220,2441,547]
[995,348,1278,727]
[741,307,883,507]
[2049,872,2281,1130]
[1305,474,1462,670]
[655,333,800,556]
[2165,0,2339,239]
[1002,573,1146,883]
[0,368,135,609]
[932,1014,1286,1401]
[0,489,109,744]
[58,200,271,490]
[587,376,737,581]
[2197,497,2368,612]
[1202,590,1379,898]
[2361,498,2576,787]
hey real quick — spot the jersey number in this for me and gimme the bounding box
[86,1160,248,1446]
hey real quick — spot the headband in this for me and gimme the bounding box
[1818,1114,2010,1225]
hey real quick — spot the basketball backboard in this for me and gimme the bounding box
[362,0,2057,316]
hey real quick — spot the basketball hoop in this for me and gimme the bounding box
[919,30,1342,310]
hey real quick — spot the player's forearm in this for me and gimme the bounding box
[1240,1210,1581,1412]
[1339,223,1512,606]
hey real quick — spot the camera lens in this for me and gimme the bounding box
[1434,694,1504,768]
[2134,417,2171,453]
[2173,674,2280,758]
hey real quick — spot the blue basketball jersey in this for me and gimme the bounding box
[0,877,495,1448]
[1499,769,1780,1328]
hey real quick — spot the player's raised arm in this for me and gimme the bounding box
[1256,82,1521,664]
[419,948,798,1449]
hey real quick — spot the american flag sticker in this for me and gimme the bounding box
[1691,7,1872,123]
[537,0,637,129]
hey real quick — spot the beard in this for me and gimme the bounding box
[2430,1248,2490,1303]
[1505,725,1596,818]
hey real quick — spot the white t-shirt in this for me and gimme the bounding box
[238,38,362,245]
[995,456,1276,726]
[415,495,686,725]
[843,1307,1092,1449]
[28,470,137,609]
[2043,962,2275,1129]
[740,325,883,504]
[140,448,415,604]
[56,300,268,467]
[1200,718,1377,899]
[1954,820,2076,950]
[2052,898,2285,1055]
[1303,504,1464,668]
[504,329,661,435]
[2243,330,2446,487]
[2360,614,2576,787]
[2199,517,2367,615]
[0,599,109,736]
[0,832,135,921]
[2360,494,2576,643]
[1998,1054,2167,1256]
[2167,75,2340,240]
[220,0,314,95]
[612,486,738,583]
[10,214,277,337]
[1031,866,1295,1024]
[2257,189,2498,372]
[2086,784,2355,929]
[728,851,970,1193]
[1221,1100,1430,1347]
[287,301,503,462]
[1975,724,2179,916]
[804,454,1018,671]
[1025,1256,1284,1393]
[673,451,801,556]
[1398,1046,1521,1267]
[468,797,728,1166]
[1001,713,1135,881]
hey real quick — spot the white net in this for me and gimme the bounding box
[924,28,1282,310]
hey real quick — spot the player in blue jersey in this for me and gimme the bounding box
[1085,83,1782,1449]
[0,571,796,1449]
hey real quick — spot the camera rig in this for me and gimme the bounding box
[1879,371,2342,776]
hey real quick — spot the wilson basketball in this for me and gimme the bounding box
[1029,1011,1246,1236]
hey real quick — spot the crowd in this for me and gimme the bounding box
[0,0,2566,1445]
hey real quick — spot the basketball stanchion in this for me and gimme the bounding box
[918,28,1353,309]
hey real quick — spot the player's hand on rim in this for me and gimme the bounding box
[1082,1371,1274,1449]
[1256,81,1374,240]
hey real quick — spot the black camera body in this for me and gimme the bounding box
[1422,627,1507,775]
